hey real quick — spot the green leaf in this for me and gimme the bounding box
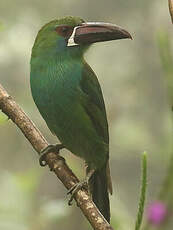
[135,152,147,230]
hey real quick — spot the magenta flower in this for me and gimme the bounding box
[147,201,167,225]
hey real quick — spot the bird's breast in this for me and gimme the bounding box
[30,58,83,124]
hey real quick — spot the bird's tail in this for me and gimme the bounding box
[88,162,112,223]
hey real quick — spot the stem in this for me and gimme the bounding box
[135,152,147,230]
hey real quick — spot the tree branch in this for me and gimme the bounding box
[0,83,114,230]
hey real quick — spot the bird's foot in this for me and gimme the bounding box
[67,179,88,205]
[67,169,95,205]
[39,144,65,167]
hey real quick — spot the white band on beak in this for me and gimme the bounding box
[67,26,80,47]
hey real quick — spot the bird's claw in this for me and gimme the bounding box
[67,180,88,205]
[39,144,64,167]
[39,154,48,167]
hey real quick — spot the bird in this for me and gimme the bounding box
[30,16,131,223]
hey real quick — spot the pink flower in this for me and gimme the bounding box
[147,201,167,225]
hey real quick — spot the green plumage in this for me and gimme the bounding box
[30,16,113,223]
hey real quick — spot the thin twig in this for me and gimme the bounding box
[0,83,114,230]
[169,0,173,23]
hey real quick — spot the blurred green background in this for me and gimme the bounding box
[0,0,173,229]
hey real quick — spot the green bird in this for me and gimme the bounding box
[30,16,131,223]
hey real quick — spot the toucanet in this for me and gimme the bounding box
[30,16,131,223]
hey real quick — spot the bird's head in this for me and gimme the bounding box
[32,16,132,58]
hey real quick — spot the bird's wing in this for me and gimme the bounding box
[79,61,109,144]
[80,61,112,194]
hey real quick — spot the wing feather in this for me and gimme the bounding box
[79,61,109,144]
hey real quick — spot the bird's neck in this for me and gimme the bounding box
[30,50,85,90]
[31,47,85,70]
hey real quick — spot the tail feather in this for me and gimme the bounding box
[88,164,111,223]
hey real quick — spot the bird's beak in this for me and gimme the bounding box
[67,22,132,46]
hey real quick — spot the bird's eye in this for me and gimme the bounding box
[61,26,68,33]
[55,25,73,38]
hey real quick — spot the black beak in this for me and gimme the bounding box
[73,22,132,45]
